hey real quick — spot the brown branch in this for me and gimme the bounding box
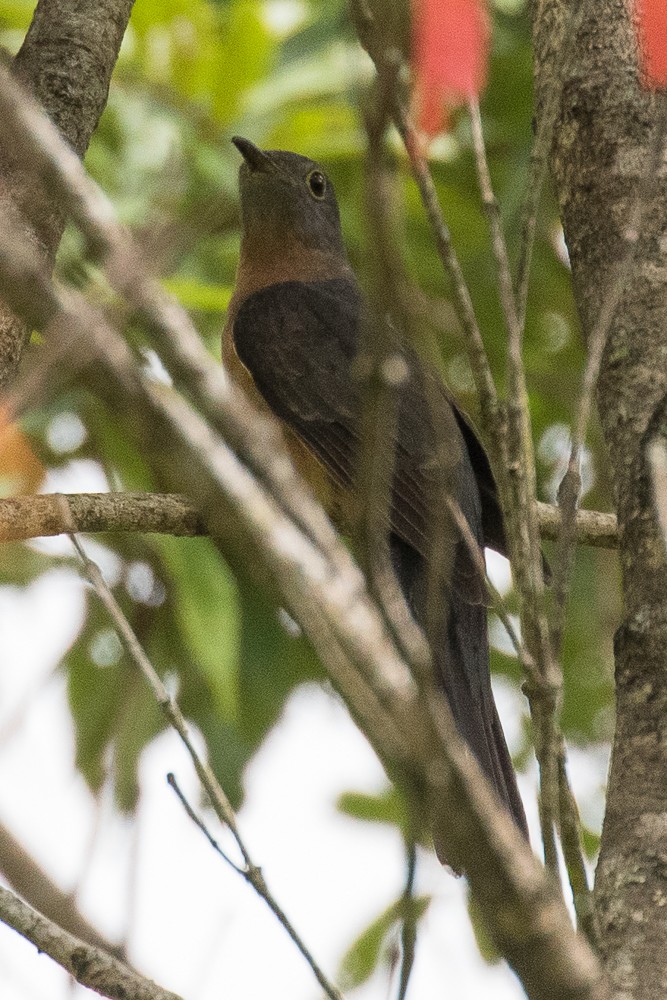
[0,491,618,546]
[0,883,182,1000]
[535,501,617,548]
[469,94,561,876]
[0,0,135,388]
[0,491,205,541]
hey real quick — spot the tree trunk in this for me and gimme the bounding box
[0,0,135,388]
[534,1,667,996]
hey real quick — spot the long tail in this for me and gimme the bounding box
[390,534,528,839]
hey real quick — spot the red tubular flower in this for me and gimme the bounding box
[634,0,667,88]
[412,0,490,135]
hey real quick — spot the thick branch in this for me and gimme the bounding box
[0,492,205,541]
[0,491,618,546]
[0,884,182,1000]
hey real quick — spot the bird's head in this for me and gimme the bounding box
[232,137,347,259]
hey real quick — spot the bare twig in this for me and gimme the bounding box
[0,491,205,541]
[69,529,344,1000]
[468,98,521,349]
[515,0,590,329]
[535,501,617,548]
[0,884,181,1000]
[396,840,418,1000]
[557,752,600,951]
[468,90,561,877]
[166,774,242,874]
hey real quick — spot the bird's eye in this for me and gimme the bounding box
[306,169,327,200]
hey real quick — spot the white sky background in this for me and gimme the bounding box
[0,471,608,1000]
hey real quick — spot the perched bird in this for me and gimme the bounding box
[223,137,528,839]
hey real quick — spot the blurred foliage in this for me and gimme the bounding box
[339,892,431,990]
[1,0,619,976]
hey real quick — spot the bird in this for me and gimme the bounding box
[222,136,528,841]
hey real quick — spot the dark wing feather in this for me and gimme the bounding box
[233,278,360,491]
[233,278,488,564]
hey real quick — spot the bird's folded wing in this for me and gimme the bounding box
[232,277,487,602]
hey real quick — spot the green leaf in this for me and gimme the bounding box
[336,786,424,843]
[236,582,321,747]
[339,894,431,990]
[66,598,128,793]
[151,536,240,721]
[0,543,62,586]
[162,276,232,312]
[113,668,164,812]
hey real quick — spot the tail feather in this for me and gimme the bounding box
[390,534,528,839]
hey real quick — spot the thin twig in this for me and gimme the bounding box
[465,92,558,872]
[68,528,344,1000]
[557,751,600,951]
[166,773,245,874]
[468,98,521,348]
[468,63,562,881]
[515,0,591,329]
[397,840,418,1000]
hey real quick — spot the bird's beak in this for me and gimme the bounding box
[232,136,273,173]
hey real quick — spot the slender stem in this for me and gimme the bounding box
[69,526,344,1000]
[515,0,591,330]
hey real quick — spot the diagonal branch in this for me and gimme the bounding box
[0,883,182,1000]
[0,821,126,962]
